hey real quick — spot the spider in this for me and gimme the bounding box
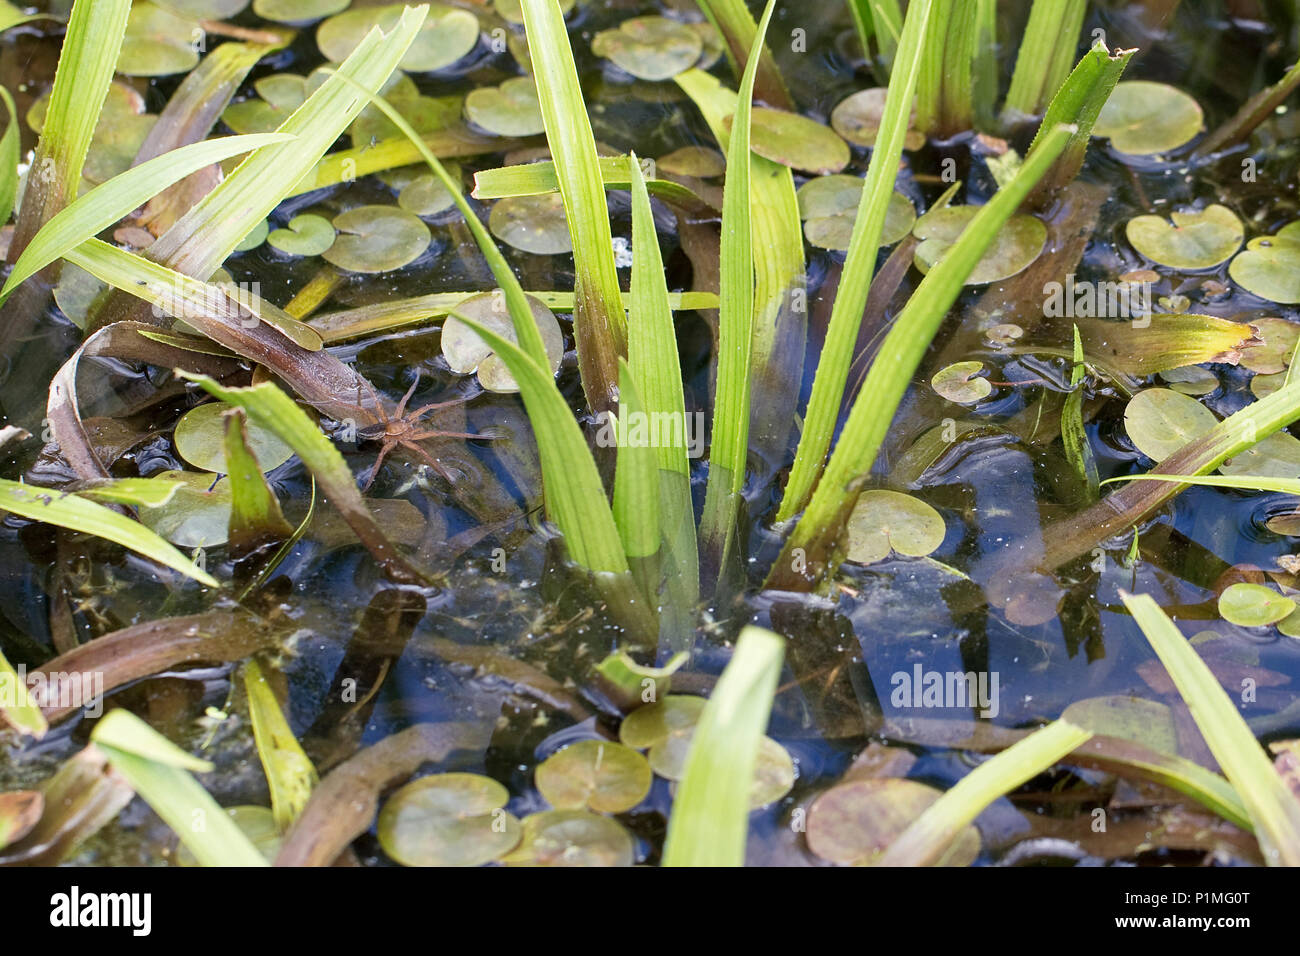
[355,371,488,492]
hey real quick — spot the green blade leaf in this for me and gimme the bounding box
[1062,323,1099,499]
[223,409,294,558]
[877,720,1093,866]
[1120,590,1300,866]
[243,658,317,832]
[0,477,218,587]
[778,0,933,522]
[10,0,131,257]
[3,133,291,299]
[1101,473,1300,496]
[662,626,785,866]
[520,0,626,412]
[613,358,660,604]
[698,0,777,585]
[1002,0,1087,118]
[0,86,19,225]
[0,647,48,739]
[90,710,268,867]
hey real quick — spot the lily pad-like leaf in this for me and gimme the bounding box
[1229,223,1300,305]
[1059,696,1179,754]
[267,213,336,257]
[317,3,480,73]
[488,193,571,254]
[657,145,725,178]
[931,361,992,404]
[155,0,248,17]
[174,402,294,474]
[441,290,564,393]
[502,809,634,867]
[388,165,459,217]
[845,489,946,565]
[1160,365,1219,396]
[378,773,522,867]
[1252,371,1287,400]
[618,694,706,749]
[735,108,850,176]
[138,470,232,548]
[1239,317,1300,373]
[1093,80,1204,155]
[495,0,575,24]
[796,176,914,252]
[649,730,794,808]
[1123,387,1217,462]
[1126,205,1243,270]
[1219,430,1300,480]
[535,740,652,813]
[465,77,545,138]
[912,206,1047,284]
[253,0,348,24]
[175,805,281,866]
[222,74,312,135]
[1218,582,1297,627]
[117,2,201,77]
[830,88,925,150]
[321,205,430,273]
[806,778,981,866]
[349,74,462,148]
[592,16,704,82]
[234,219,270,252]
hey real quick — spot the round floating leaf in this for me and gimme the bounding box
[830,88,925,150]
[1218,582,1296,627]
[441,290,564,393]
[649,730,794,808]
[396,172,457,217]
[845,489,946,565]
[1122,387,1217,462]
[176,805,279,866]
[1059,696,1178,754]
[156,0,248,16]
[377,773,521,867]
[535,740,652,813]
[138,471,231,548]
[618,694,706,749]
[1268,511,1300,535]
[806,778,980,866]
[1125,205,1243,270]
[322,205,430,273]
[234,219,270,252]
[350,76,462,148]
[267,214,336,257]
[985,323,1024,347]
[1093,80,1204,154]
[488,193,571,255]
[657,145,725,178]
[502,809,635,867]
[253,0,348,23]
[1229,223,1300,304]
[223,74,310,135]
[494,0,574,25]
[1252,371,1286,400]
[1159,365,1219,396]
[465,77,545,137]
[796,175,914,251]
[1239,317,1300,374]
[591,16,704,82]
[912,206,1046,284]
[118,3,201,77]
[317,3,480,72]
[738,108,850,175]
[1219,430,1300,480]
[175,402,294,474]
[931,361,992,404]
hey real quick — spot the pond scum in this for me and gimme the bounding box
[1,0,1300,871]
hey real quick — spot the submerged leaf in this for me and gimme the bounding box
[931,361,992,404]
[502,809,634,867]
[1239,317,1300,374]
[845,489,946,564]
[740,108,850,175]
[796,176,914,251]
[464,77,545,137]
[378,772,520,867]
[1123,388,1217,462]
[807,778,980,866]
[317,3,479,73]
[267,213,336,257]
[1126,205,1243,270]
[535,740,652,813]
[488,193,571,254]
[117,2,200,77]
[174,402,294,474]
[618,694,706,749]
[138,470,232,548]
[253,0,348,23]
[1219,582,1296,627]
[176,805,280,865]
[830,88,925,150]
[649,731,794,808]
[1094,80,1204,154]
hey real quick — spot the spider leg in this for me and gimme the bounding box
[402,440,456,482]
[360,439,397,492]
[394,368,422,419]
[405,394,474,422]
[406,429,490,442]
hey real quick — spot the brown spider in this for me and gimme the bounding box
[355,372,487,492]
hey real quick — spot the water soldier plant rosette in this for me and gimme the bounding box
[0,0,1299,878]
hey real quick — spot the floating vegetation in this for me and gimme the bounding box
[5,0,1300,882]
